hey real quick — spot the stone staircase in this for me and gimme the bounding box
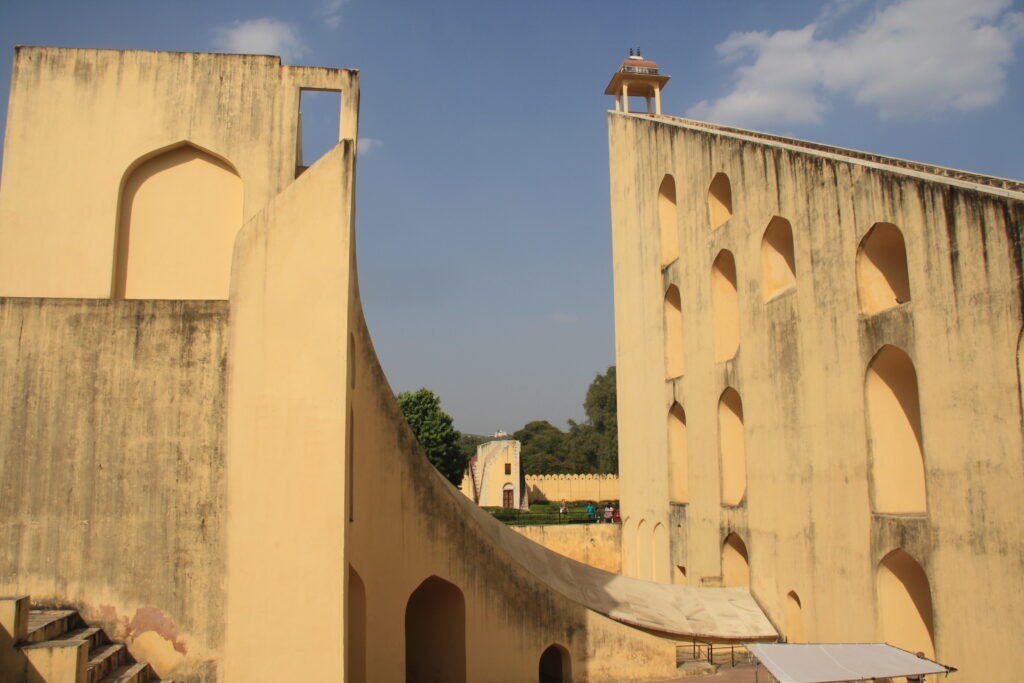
[1,596,168,683]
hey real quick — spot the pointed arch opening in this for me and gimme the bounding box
[866,345,926,514]
[877,550,934,659]
[761,216,796,301]
[659,174,679,267]
[622,517,637,577]
[347,566,366,682]
[636,519,651,580]
[785,591,804,643]
[857,222,911,314]
[719,388,747,506]
[114,142,242,299]
[722,532,749,587]
[664,285,684,379]
[709,173,733,230]
[652,522,669,583]
[668,402,688,503]
[405,576,466,683]
[712,250,740,362]
[539,643,573,683]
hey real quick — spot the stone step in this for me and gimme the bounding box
[87,642,130,683]
[25,609,83,643]
[58,626,107,652]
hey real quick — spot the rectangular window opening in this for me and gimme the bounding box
[297,88,342,176]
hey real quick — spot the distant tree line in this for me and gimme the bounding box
[398,366,619,484]
[513,366,617,475]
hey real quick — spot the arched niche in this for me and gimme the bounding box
[785,591,804,643]
[622,517,637,577]
[539,643,573,683]
[761,216,796,301]
[877,550,935,659]
[857,222,911,314]
[347,566,366,682]
[709,172,733,230]
[866,345,926,514]
[636,519,651,580]
[652,522,669,583]
[405,576,466,683]
[659,174,679,267]
[114,142,242,299]
[712,250,740,362]
[664,285,684,379]
[668,402,688,503]
[719,388,747,506]
[722,532,750,587]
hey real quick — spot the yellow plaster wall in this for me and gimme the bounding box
[222,140,356,682]
[0,46,353,299]
[0,298,229,681]
[609,112,1024,681]
[512,524,622,573]
[526,473,620,502]
[347,309,682,682]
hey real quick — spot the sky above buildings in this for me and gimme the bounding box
[1,0,1022,435]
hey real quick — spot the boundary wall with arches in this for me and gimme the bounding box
[608,110,1024,683]
[526,473,620,503]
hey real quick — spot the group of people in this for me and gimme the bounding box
[555,500,621,523]
[585,501,620,524]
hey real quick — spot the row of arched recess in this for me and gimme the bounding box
[659,173,913,376]
[716,533,934,655]
[347,568,573,682]
[666,386,746,507]
[666,342,926,514]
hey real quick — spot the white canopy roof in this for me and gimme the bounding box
[747,643,953,683]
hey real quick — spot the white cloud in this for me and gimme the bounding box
[548,312,578,324]
[317,0,348,30]
[357,137,383,155]
[688,0,1024,127]
[212,18,307,63]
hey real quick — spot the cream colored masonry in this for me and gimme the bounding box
[0,47,778,683]
[609,110,1024,683]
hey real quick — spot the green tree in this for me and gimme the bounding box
[510,367,619,475]
[582,366,617,472]
[513,420,569,474]
[559,367,618,474]
[397,388,465,486]
[457,432,487,463]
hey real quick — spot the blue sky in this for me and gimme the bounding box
[1,0,1022,435]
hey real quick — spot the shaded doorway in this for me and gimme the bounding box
[405,576,466,683]
[539,643,572,683]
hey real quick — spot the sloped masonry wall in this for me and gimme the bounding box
[527,474,620,503]
[0,298,229,681]
[512,524,622,573]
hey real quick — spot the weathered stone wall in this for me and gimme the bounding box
[512,524,621,573]
[609,111,1024,682]
[0,298,229,681]
[0,46,353,299]
[526,473,620,502]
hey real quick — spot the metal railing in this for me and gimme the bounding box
[677,640,754,668]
